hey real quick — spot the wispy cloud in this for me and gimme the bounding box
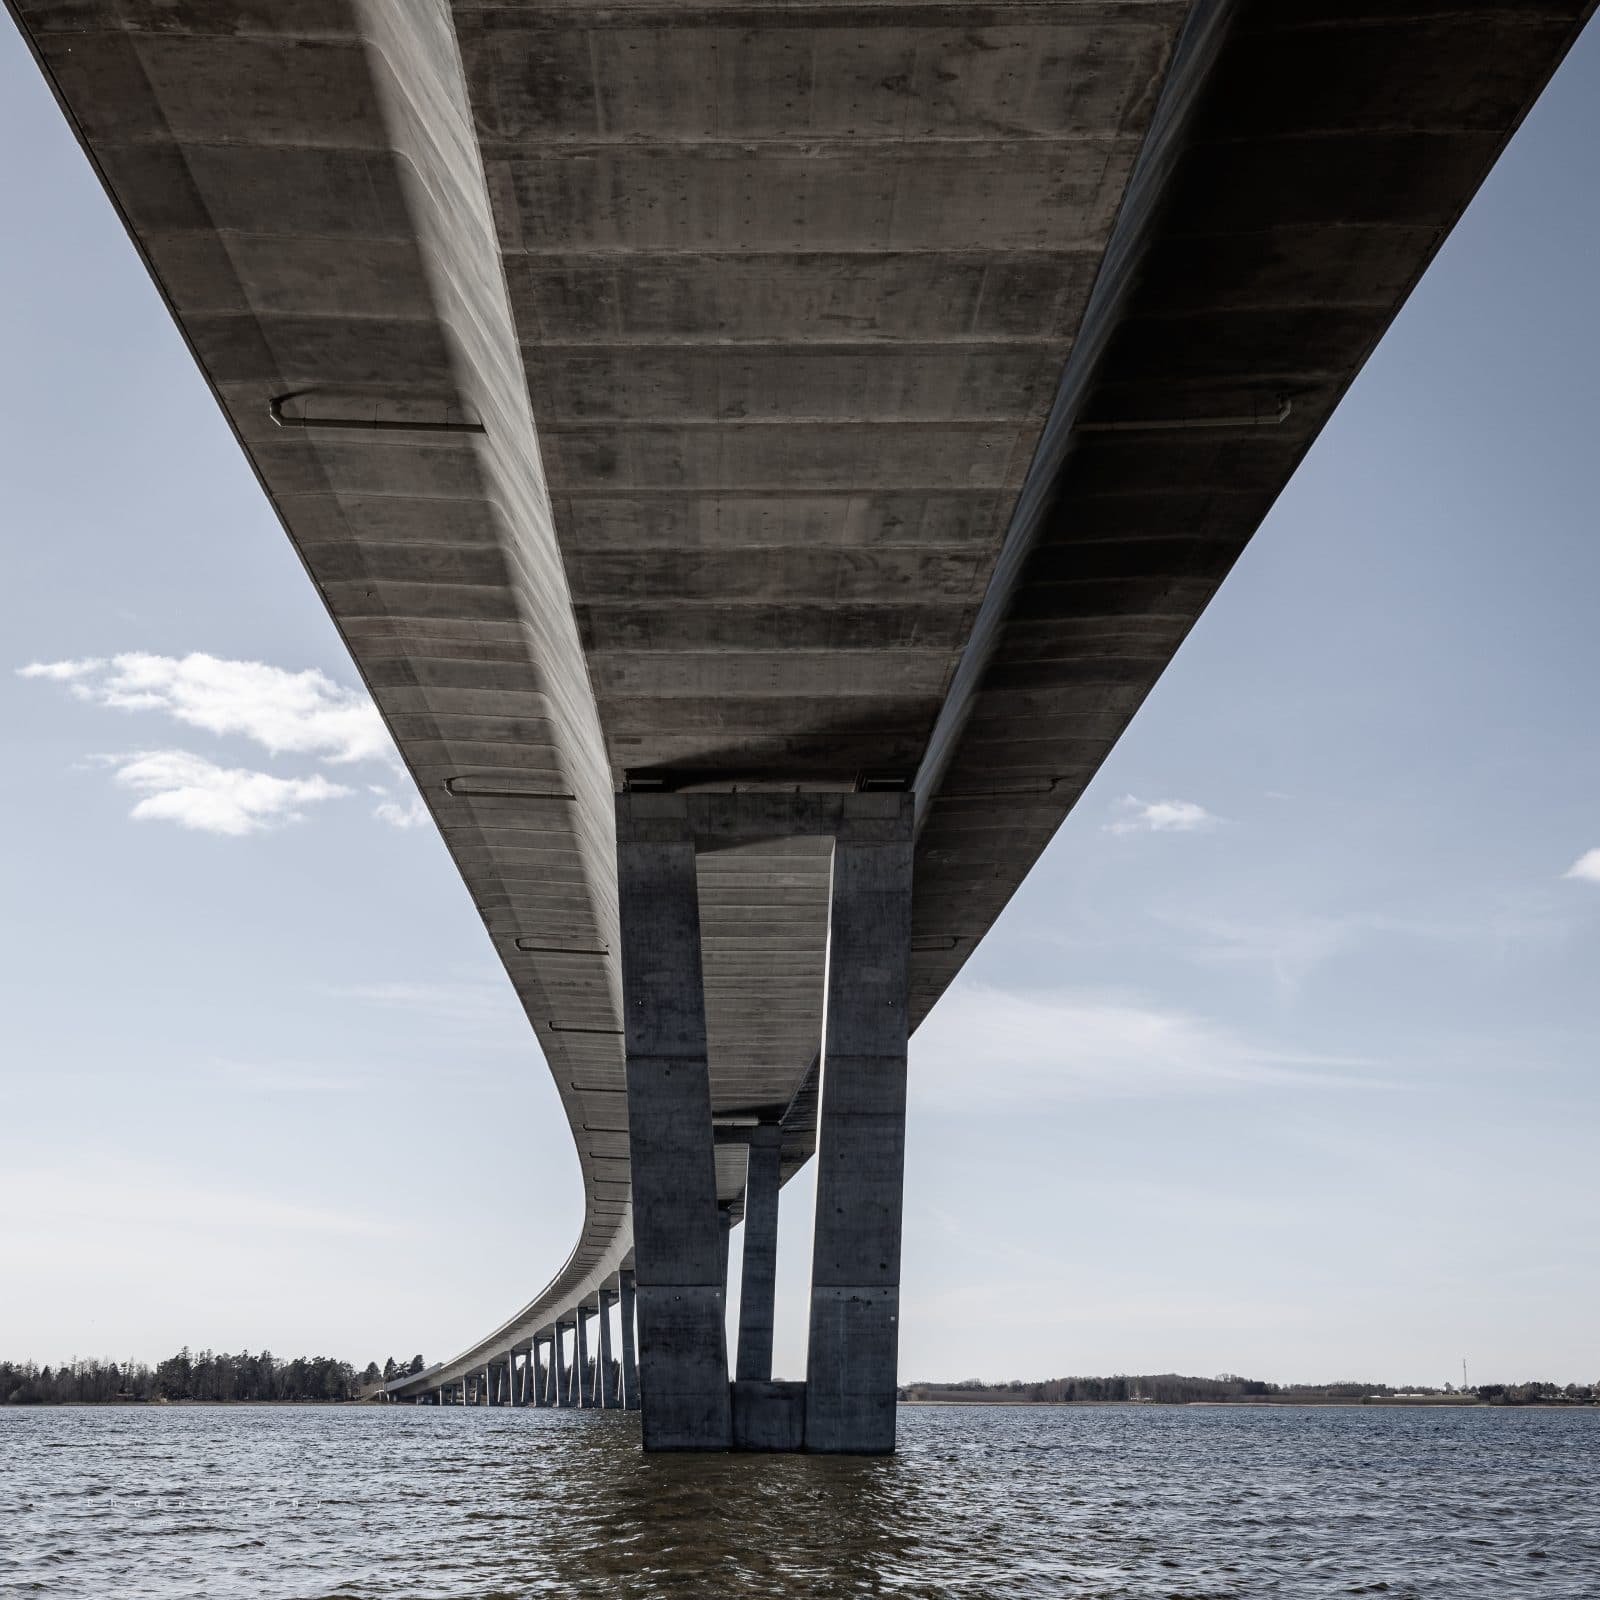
[18,657,105,682]
[20,651,389,763]
[1163,898,1575,996]
[323,979,522,1029]
[210,1059,371,1094]
[1105,794,1220,835]
[0,1160,402,1241]
[1160,909,1359,994]
[373,793,430,830]
[1564,848,1600,885]
[102,749,350,836]
[911,981,1390,1108]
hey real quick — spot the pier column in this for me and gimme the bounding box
[805,793,914,1454]
[574,1307,590,1408]
[483,1364,494,1407]
[507,1354,517,1408]
[532,1338,547,1408]
[619,1269,640,1411]
[616,791,731,1450]
[736,1122,782,1382]
[555,1325,571,1408]
[718,1203,734,1301]
[596,1290,616,1408]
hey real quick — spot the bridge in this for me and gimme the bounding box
[10,0,1590,1451]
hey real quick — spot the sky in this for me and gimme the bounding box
[3,18,1599,1392]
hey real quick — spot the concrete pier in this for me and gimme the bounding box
[718,1204,734,1303]
[617,792,731,1451]
[735,1124,782,1383]
[554,1326,571,1409]
[574,1306,591,1409]
[805,795,915,1454]
[619,1270,640,1412]
[597,1290,616,1409]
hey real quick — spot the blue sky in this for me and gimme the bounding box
[3,18,1598,1388]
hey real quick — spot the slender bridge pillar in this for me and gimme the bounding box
[735,1122,782,1382]
[618,788,913,1453]
[554,1324,572,1408]
[595,1289,616,1408]
[574,1307,591,1408]
[619,1268,640,1411]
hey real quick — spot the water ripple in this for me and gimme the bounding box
[1,1405,1597,1597]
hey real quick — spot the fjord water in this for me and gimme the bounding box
[4,1404,1598,1598]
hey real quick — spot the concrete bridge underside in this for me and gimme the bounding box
[10,0,1591,1449]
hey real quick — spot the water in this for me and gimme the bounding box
[3,1403,1598,1598]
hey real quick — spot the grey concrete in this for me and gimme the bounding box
[596,1290,616,1410]
[806,796,915,1455]
[574,1305,591,1410]
[731,1381,807,1453]
[554,1326,571,1410]
[617,792,730,1450]
[618,1270,639,1413]
[718,1204,734,1303]
[12,0,1593,1446]
[735,1125,782,1384]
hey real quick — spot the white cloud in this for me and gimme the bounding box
[19,651,389,763]
[1563,848,1600,884]
[911,981,1390,1108]
[104,749,350,836]
[1105,794,1220,835]
[374,794,429,829]
[17,657,104,681]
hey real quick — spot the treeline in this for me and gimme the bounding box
[904,1373,1275,1403]
[902,1373,1600,1405]
[1,1349,426,1405]
[1475,1381,1597,1406]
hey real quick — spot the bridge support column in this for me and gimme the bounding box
[617,792,731,1450]
[718,1203,734,1302]
[597,1291,616,1408]
[531,1339,546,1408]
[558,1325,574,1407]
[736,1122,782,1382]
[619,1269,640,1411]
[574,1307,590,1408]
[805,794,914,1454]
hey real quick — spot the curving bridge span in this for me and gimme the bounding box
[10,0,1591,1451]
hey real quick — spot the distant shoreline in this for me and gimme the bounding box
[900,1398,1596,1410]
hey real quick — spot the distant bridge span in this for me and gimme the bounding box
[11,0,1590,1450]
